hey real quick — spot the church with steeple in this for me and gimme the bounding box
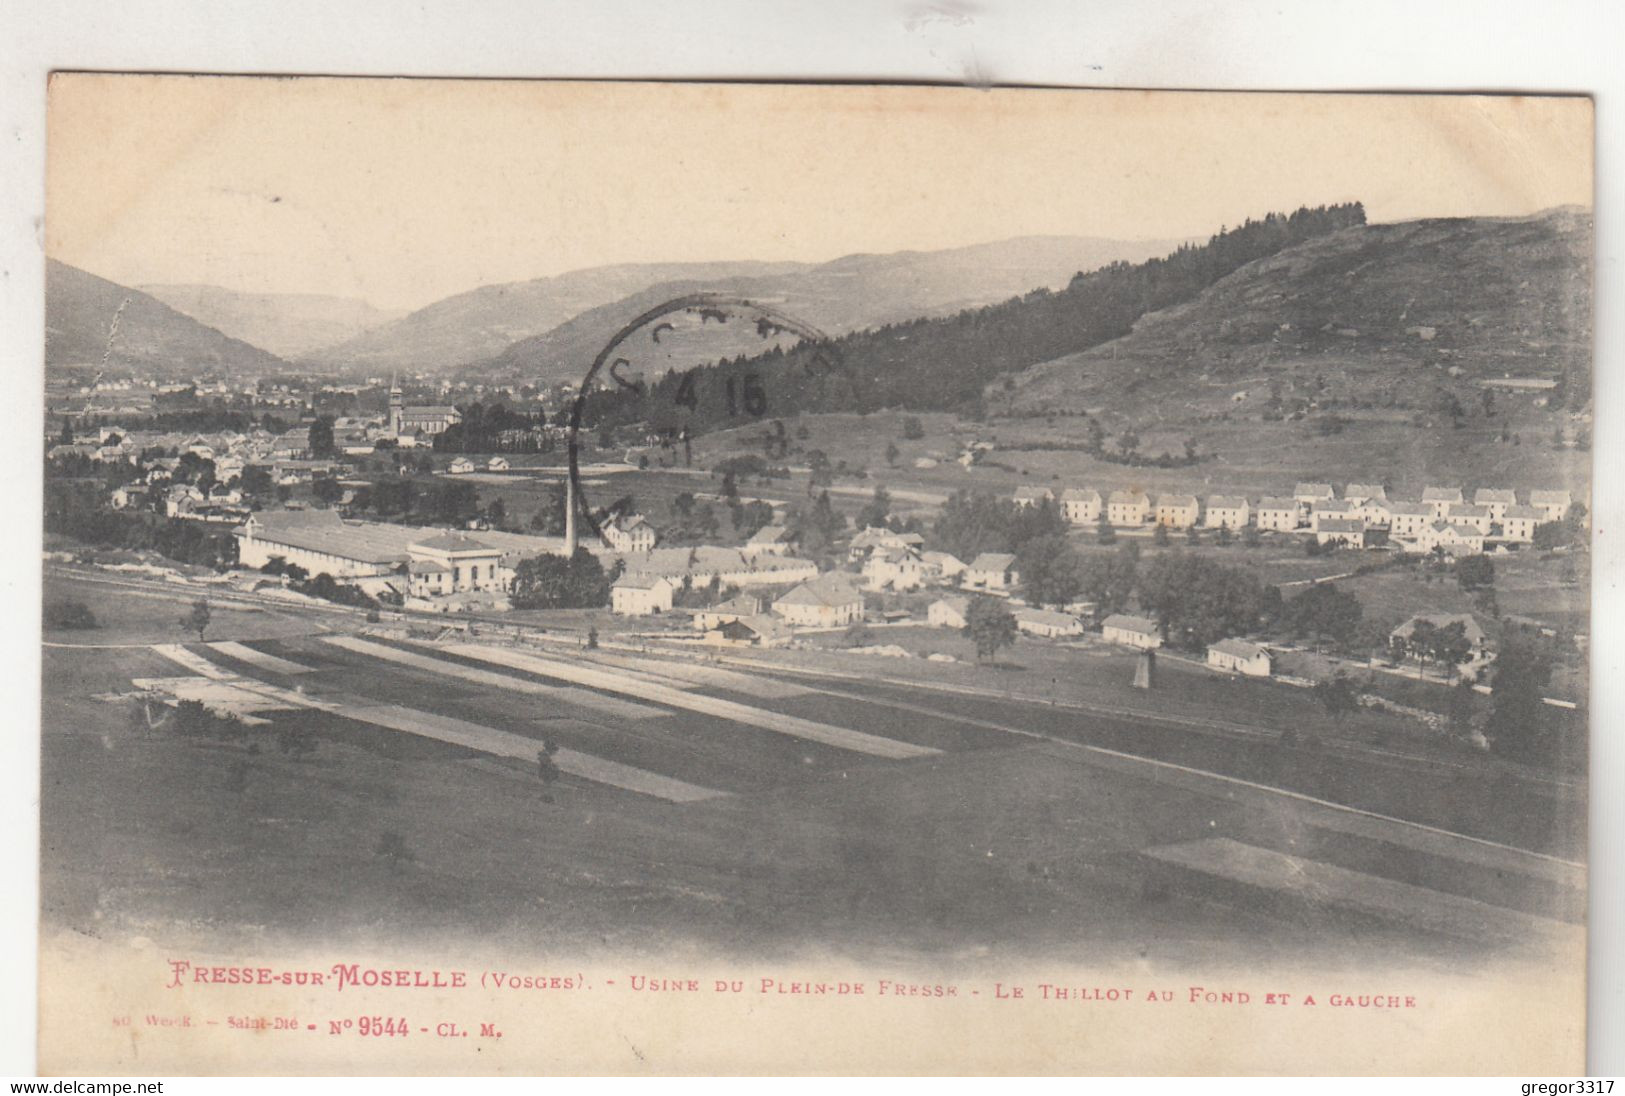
[386,374,463,439]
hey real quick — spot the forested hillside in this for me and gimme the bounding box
[579,204,1367,430]
[477,234,1186,385]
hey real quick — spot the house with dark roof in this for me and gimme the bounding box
[704,614,793,648]
[772,572,865,628]
[1391,612,1490,656]
[1314,517,1366,548]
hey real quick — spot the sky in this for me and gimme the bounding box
[45,76,1594,312]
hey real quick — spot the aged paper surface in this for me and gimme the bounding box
[39,76,1592,1074]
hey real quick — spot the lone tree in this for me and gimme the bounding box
[44,598,98,630]
[1456,553,1496,591]
[307,416,336,459]
[1281,582,1364,650]
[1015,533,1081,609]
[844,621,876,648]
[1484,641,1556,765]
[312,476,343,505]
[185,598,211,642]
[536,738,562,796]
[1314,671,1359,726]
[963,596,1018,663]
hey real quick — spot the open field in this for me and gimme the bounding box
[43,572,326,647]
[40,570,1584,968]
[721,622,1583,776]
[684,410,1589,512]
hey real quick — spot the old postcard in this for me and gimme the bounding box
[38,77,1592,1074]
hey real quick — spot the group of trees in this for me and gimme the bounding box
[70,408,295,436]
[510,548,621,610]
[1087,426,1204,469]
[783,490,848,558]
[1137,551,1279,649]
[716,472,778,540]
[1484,640,1583,771]
[1277,581,1363,648]
[1016,533,1390,658]
[1531,505,1589,550]
[1388,619,1475,680]
[666,491,722,541]
[45,479,240,569]
[430,403,562,454]
[713,454,789,483]
[361,478,482,527]
[663,488,773,545]
[930,491,1071,568]
[258,558,379,609]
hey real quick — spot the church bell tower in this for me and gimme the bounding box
[388,373,404,435]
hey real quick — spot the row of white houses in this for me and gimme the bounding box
[1013,483,1575,544]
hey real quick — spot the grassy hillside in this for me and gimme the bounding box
[1005,209,1592,421]
[139,284,406,359]
[45,260,288,378]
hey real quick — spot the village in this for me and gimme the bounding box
[46,367,1589,726]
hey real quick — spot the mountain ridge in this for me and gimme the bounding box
[46,260,289,378]
[304,259,812,372]
[138,284,407,359]
[473,234,1191,386]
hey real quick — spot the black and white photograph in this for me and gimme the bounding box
[30,75,1594,1074]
